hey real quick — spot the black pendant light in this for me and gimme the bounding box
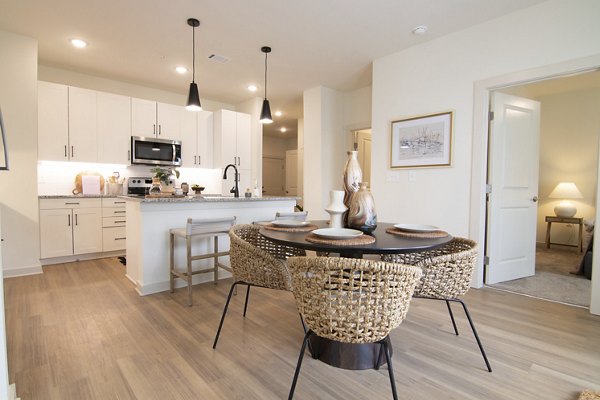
[259,46,273,124]
[185,18,202,111]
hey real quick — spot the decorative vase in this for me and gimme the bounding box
[160,181,175,194]
[347,182,377,233]
[149,177,161,195]
[343,151,363,226]
[325,190,347,229]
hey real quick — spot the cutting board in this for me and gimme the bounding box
[72,172,105,195]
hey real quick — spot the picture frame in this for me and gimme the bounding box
[0,107,9,171]
[390,111,453,168]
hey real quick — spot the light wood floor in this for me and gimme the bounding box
[4,257,600,400]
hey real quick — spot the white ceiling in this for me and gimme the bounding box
[0,0,547,138]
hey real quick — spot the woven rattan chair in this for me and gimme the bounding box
[381,237,492,372]
[212,224,307,349]
[286,257,422,400]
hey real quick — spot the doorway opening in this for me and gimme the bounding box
[353,128,372,186]
[485,70,600,308]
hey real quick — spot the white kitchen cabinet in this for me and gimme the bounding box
[97,91,131,164]
[38,81,69,161]
[39,198,102,259]
[180,110,213,168]
[131,98,185,140]
[68,86,98,162]
[213,109,252,169]
[102,198,126,252]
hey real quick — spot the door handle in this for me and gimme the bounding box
[71,146,74,158]
[532,196,538,203]
[68,214,71,227]
[75,214,78,226]
[158,124,162,136]
[153,124,156,136]
[64,145,67,158]
[194,155,197,165]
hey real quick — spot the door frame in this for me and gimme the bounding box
[469,54,600,314]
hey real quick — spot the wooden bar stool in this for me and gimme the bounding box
[169,217,236,306]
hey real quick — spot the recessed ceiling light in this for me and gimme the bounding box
[280,127,287,133]
[274,111,283,117]
[175,66,188,74]
[412,25,428,35]
[248,85,257,92]
[70,38,88,48]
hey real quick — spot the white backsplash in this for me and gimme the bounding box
[37,161,223,195]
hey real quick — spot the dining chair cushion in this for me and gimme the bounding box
[287,257,422,344]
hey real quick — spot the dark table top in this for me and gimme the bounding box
[260,220,452,257]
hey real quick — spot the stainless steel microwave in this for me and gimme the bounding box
[131,136,182,166]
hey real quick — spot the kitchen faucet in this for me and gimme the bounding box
[223,164,239,198]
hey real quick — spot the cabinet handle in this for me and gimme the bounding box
[114,201,126,204]
[65,202,80,205]
[114,220,126,224]
[194,155,197,165]
[75,214,78,226]
[153,124,156,136]
[68,214,71,227]
[113,210,126,214]
[71,146,74,158]
[199,155,201,165]
[237,156,241,166]
[64,145,67,158]
[158,125,161,135]
[115,237,126,241]
[128,150,131,161]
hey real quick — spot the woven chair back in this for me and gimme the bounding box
[381,238,478,299]
[229,224,306,291]
[287,257,422,344]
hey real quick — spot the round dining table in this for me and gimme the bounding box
[259,220,453,370]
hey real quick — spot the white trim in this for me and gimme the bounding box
[469,54,600,313]
[3,265,43,278]
[40,251,124,266]
[135,270,233,296]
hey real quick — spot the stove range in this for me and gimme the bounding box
[127,177,152,197]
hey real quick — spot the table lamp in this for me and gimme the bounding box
[548,182,583,218]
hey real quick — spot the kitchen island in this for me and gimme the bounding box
[123,195,298,295]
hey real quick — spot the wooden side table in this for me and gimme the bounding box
[544,216,583,253]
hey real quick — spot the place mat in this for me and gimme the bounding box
[386,227,448,238]
[305,232,375,246]
[145,193,186,198]
[579,390,600,400]
[263,223,318,232]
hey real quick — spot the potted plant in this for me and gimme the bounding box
[150,167,180,194]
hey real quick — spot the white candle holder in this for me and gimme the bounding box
[325,190,347,229]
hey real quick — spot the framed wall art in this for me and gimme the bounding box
[390,111,453,168]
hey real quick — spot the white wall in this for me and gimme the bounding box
[0,30,41,278]
[297,118,304,208]
[263,136,296,158]
[372,0,600,242]
[535,87,600,245]
[0,212,9,400]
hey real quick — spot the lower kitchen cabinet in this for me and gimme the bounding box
[102,198,126,252]
[39,198,103,259]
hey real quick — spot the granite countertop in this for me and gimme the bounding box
[119,195,300,203]
[39,194,120,199]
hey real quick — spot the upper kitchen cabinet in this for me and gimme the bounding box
[213,109,251,169]
[38,81,69,161]
[131,98,184,140]
[97,91,131,165]
[180,110,213,168]
[68,87,98,162]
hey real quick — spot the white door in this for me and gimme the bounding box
[131,98,157,137]
[236,112,252,169]
[285,150,298,196]
[197,110,213,168]
[179,108,198,168]
[157,102,181,139]
[38,81,69,161]
[73,208,103,255]
[39,209,73,258]
[356,130,372,186]
[263,157,285,195]
[68,87,98,162]
[486,92,541,284]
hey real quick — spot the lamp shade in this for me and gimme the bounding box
[186,82,201,111]
[548,182,583,199]
[260,99,272,124]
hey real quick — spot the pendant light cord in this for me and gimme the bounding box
[192,25,196,83]
[264,52,268,100]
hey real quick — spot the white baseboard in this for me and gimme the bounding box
[3,264,43,278]
[40,251,125,266]
[9,383,19,400]
[136,270,233,296]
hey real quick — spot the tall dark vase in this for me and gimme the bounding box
[347,182,377,233]
[343,150,362,226]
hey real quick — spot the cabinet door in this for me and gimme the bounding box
[97,91,131,164]
[68,87,98,162]
[102,227,126,252]
[179,108,198,168]
[197,111,213,168]
[236,112,252,170]
[131,98,157,137]
[73,208,102,255]
[214,109,237,167]
[39,209,73,258]
[157,102,182,140]
[38,81,69,161]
